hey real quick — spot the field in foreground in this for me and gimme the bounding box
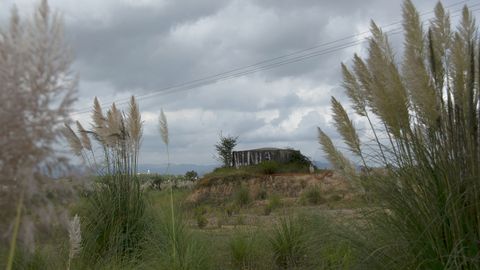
[146,170,364,269]
[2,169,365,270]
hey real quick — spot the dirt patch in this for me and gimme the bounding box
[187,170,355,204]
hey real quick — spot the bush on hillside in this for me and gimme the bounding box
[299,186,325,205]
[264,194,283,215]
[258,160,279,174]
[185,170,199,181]
[233,186,251,207]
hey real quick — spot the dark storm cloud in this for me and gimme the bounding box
[67,0,229,91]
[66,0,410,92]
[2,0,468,165]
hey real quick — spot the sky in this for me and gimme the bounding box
[0,0,476,167]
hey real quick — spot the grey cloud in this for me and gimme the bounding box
[67,0,409,93]
[6,0,463,165]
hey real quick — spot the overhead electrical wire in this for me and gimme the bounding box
[70,0,477,116]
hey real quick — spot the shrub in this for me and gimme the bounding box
[318,243,354,270]
[264,194,282,215]
[255,187,268,200]
[234,215,245,226]
[229,231,259,269]
[225,203,239,217]
[288,150,313,167]
[263,204,273,216]
[258,161,279,175]
[299,186,325,205]
[233,186,251,207]
[150,174,167,190]
[196,215,208,229]
[185,170,199,181]
[215,213,227,229]
[329,194,343,202]
[269,217,310,269]
[194,207,208,229]
[151,210,211,270]
[145,174,188,190]
[199,169,256,187]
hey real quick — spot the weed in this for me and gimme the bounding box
[264,194,282,215]
[329,194,343,202]
[215,213,227,229]
[318,242,353,270]
[235,216,245,226]
[185,170,199,181]
[258,161,279,175]
[255,187,268,200]
[150,174,166,190]
[152,210,211,270]
[229,231,261,270]
[264,204,273,216]
[300,186,325,205]
[269,216,310,269]
[234,186,251,207]
[195,209,208,229]
[225,203,239,217]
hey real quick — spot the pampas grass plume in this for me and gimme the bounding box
[159,109,169,146]
[63,123,83,156]
[127,96,142,144]
[67,214,81,270]
[76,121,92,151]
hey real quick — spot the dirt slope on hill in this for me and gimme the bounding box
[187,170,355,204]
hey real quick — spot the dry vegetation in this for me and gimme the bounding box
[1,0,480,269]
[188,170,353,204]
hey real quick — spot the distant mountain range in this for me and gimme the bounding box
[48,161,331,178]
[137,161,331,176]
[312,161,330,170]
[137,163,217,176]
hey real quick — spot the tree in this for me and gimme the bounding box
[318,1,480,268]
[185,170,199,181]
[214,133,238,167]
[0,0,77,255]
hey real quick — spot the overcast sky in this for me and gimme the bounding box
[1,0,475,167]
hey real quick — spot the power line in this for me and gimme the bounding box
[70,0,476,116]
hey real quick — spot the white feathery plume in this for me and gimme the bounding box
[76,121,92,151]
[62,123,83,156]
[67,214,81,270]
[159,109,169,146]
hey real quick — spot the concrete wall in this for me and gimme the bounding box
[232,149,299,168]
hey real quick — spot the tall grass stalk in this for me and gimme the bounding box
[159,108,177,263]
[229,230,268,270]
[6,188,23,270]
[152,209,210,270]
[319,1,480,268]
